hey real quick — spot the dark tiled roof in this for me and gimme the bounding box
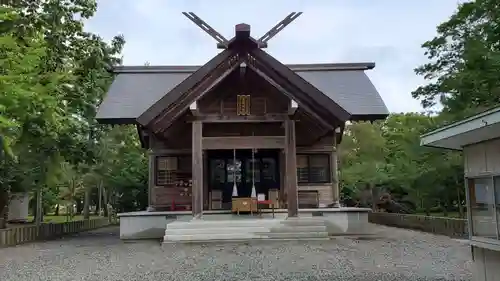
[96,63,388,122]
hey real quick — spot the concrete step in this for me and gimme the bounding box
[163,237,330,244]
[163,218,329,243]
[270,225,327,233]
[263,231,329,239]
[165,232,261,241]
[164,232,330,242]
[166,219,282,230]
[165,226,271,235]
[280,218,326,227]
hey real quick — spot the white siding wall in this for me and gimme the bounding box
[473,246,500,281]
[464,138,500,177]
[465,139,500,281]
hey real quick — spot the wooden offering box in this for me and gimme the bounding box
[232,197,257,214]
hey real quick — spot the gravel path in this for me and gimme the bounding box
[0,225,472,281]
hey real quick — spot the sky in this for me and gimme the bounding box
[85,0,461,114]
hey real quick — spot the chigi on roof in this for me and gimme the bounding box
[96,12,388,125]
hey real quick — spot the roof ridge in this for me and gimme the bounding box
[113,62,375,73]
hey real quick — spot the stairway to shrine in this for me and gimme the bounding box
[163,217,330,242]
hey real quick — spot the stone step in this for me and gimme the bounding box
[280,218,326,227]
[165,226,271,235]
[166,219,282,230]
[164,232,330,242]
[163,237,330,244]
[263,231,329,239]
[270,225,327,233]
[165,232,261,241]
[163,218,330,243]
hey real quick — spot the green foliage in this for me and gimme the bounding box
[413,0,500,119]
[0,1,134,227]
[343,0,500,213]
[340,113,464,213]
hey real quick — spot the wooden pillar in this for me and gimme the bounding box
[331,129,340,207]
[147,152,155,211]
[192,121,203,218]
[203,151,209,210]
[284,120,298,217]
[280,149,286,209]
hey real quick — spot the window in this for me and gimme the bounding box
[468,177,497,239]
[296,154,330,183]
[156,156,177,186]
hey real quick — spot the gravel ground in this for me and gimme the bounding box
[0,225,472,281]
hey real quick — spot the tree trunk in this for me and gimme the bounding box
[0,188,9,229]
[54,185,60,216]
[457,180,464,218]
[98,180,102,216]
[65,203,68,222]
[69,200,74,218]
[371,183,379,212]
[424,206,430,216]
[35,189,43,225]
[83,187,90,219]
[76,199,83,214]
[103,186,109,217]
[31,192,37,222]
[359,183,370,208]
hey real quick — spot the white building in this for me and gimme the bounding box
[421,107,500,281]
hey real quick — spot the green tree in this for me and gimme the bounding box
[0,1,125,227]
[0,6,71,226]
[413,0,500,119]
[339,113,464,215]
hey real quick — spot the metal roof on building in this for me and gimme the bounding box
[96,63,388,123]
[421,106,500,150]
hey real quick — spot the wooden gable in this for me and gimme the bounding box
[136,27,351,138]
[196,68,290,116]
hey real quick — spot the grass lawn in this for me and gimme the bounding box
[26,215,102,223]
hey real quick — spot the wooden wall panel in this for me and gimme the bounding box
[202,136,285,150]
[203,123,284,137]
[197,69,289,116]
[298,185,333,207]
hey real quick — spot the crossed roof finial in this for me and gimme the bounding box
[182,12,302,49]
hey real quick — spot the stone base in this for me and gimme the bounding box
[118,208,373,240]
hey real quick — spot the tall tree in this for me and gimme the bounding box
[0,1,124,227]
[413,0,500,119]
[339,113,464,215]
[0,6,72,226]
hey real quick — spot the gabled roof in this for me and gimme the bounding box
[137,46,356,132]
[136,49,237,127]
[96,61,388,124]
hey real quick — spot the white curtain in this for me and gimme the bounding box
[232,182,238,197]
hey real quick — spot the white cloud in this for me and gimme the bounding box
[86,0,459,113]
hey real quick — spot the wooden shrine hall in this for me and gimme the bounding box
[96,13,389,220]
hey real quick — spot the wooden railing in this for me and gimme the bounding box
[368,212,468,238]
[0,218,112,248]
